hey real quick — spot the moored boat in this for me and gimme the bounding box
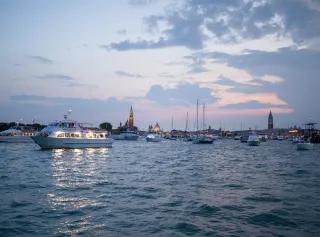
[296,138,313,150]
[248,135,260,146]
[31,112,113,149]
[192,134,213,144]
[146,133,162,142]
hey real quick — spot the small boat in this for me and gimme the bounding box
[192,135,213,144]
[278,135,284,141]
[31,111,113,149]
[240,134,249,143]
[146,133,162,142]
[183,136,193,142]
[258,133,268,142]
[234,135,241,140]
[297,139,313,150]
[248,135,260,146]
[170,136,177,140]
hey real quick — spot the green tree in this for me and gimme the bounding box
[99,122,113,131]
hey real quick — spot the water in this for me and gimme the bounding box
[0,140,320,236]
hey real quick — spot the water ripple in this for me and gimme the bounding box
[0,140,319,236]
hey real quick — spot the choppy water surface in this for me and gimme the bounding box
[0,140,320,236]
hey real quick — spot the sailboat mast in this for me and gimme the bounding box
[171,116,173,131]
[185,112,188,131]
[203,102,205,130]
[196,99,199,131]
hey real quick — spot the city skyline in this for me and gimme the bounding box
[1,0,319,130]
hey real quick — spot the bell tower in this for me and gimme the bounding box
[129,105,134,130]
[268,111,273,130]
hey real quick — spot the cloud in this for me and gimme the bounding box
[184,54,210,74]
[105,0,320,51]
[219,100,288,110]
[36,74,74,80]
[13,64,23,67]
[116,29,127,35]
[66,82,97,90]
[158,72,175,78]
[146,82,218,106]
[128,0,157,6]
[27,56,53,64]
[114,71,146,78]
[197,46,319,120]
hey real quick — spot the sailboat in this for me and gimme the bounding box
[192,100,214,144]
[170,116,177,140]
[183,112,193,141]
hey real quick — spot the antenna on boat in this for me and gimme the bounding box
[64,109,72,119]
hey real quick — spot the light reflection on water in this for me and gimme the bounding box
[48,148,110,236]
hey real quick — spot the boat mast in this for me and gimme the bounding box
[171,116,173,131]
[203,102,206,130]
[196,99,199,132]
[185,112,188,132]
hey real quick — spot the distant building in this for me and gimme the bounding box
[129,105,134,130]
[148,123,161,133]
[112,106,138,134]
[268,111,273,130]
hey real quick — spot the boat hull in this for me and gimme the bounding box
[0,136,34,143]
[124,136,139,141]
[32,136,113,149]
[297,143,313,150]
[146,137,162,142]
[248,141,260,146]
[192,139,213,144]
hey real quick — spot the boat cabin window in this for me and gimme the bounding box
[57,133,65,138]
[86,133,93,139]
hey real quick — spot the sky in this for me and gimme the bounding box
[0,0,319,131]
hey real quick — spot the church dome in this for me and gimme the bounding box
[153,122,161,132]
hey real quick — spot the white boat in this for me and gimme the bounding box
[258,133,268,142]
[248,135,260,146]
[234,135,241,140]
[0,126,37,143]
[297,139,313,150]
[146,133,162,142]
[31,112,113,149]
[192,135,214,144]
[278,135,284,141]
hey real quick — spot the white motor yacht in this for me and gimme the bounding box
[31,118,113,149]
[146,133,162,142]
[248,135,260,146]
